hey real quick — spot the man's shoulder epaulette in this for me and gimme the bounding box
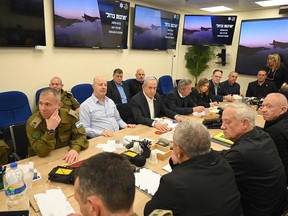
[29,116,42,128]
[65,91,73,99]
[68,109,79,119]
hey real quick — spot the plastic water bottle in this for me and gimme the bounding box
[4,162,29,210]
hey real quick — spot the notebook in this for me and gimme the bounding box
[212,132,234,148]
[159,130,174,145]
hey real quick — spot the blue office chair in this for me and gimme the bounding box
[158,75,174,96]
[35,87,47,106]
[0,91,32,132]
[125,78,135,84]
[71,83,93,104]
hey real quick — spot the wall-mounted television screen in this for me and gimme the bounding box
[53,0,130,49]
[236,17,288,75]
[182,15,237,46]
[0,0,46,47]
[132,4,180,50]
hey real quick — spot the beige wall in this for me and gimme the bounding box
[0,1,283,111]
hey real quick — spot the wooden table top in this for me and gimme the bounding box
[0,107,265,215]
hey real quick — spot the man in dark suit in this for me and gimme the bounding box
[246,70,278,98]
[220,103,288,216]
[107,68,134,123]
[165,79,205,115]
[129,68,145,97]
[262,93,288,185]
[107,68,131,104]
[221,71,241,95]
[144,121,243,216]
[209,69,234,102]
[131,77,184,132]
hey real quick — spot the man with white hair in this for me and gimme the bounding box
[220,103,288,216]
[262,93,288,184]
[144,121,242,216]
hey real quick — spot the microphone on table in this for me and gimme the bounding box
[121,150,146,167]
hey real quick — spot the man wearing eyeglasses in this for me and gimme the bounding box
[49,77,80,112]
[262,93,288,184]
[209,69,234,102]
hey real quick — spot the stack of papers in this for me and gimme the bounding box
[96,140,124,152]
[134,168,161,196]
[34,188,75,216]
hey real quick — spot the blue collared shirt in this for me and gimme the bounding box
[79,94,127,138]
[115,82,127,103]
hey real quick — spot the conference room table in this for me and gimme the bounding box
[0,105,265,215]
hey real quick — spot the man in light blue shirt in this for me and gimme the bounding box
[80,76,135,138]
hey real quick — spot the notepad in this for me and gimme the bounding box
[212,132,234,148]
[34,188,75,216]
[134,168,161,196]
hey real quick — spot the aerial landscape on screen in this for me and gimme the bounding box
[53,0,129,48]
[236,18,288,75]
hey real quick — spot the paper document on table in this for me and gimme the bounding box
[134,167,161,196]
[96,140,124,152]
[162,164,172,173]
[34,188,75,216]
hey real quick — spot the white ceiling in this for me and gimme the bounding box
[141,0,281,13]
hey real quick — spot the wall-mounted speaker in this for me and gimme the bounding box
[279,5,288,14]
[216,49,226,66]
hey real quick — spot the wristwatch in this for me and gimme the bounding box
[47,129,56,135]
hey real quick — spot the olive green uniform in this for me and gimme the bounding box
[26,108,88,157]
[61,90,80,111]
[0,140,9,164]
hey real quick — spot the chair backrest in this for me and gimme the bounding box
[0,91,32,131]
[71,83,93,104]
[3,123,29,161]
[35,87,47,106]
[125,78,135,85]
[158,75,174,96]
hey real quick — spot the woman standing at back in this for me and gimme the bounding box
[263,53,288,89]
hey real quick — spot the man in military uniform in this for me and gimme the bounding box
[26,88,88,164]
[0,140,9,164]
[49,76,80,112]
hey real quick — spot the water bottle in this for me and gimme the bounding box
[4,162,29,210]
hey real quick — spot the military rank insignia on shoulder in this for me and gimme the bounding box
[65,91,73,99]
[30,116,42,128]
[75,121,84,129]
[68,109,79,119]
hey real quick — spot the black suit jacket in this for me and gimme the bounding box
[107,80,131,105]
[165,88,197,115]
[220,128,288,216]
[246,80,278,98]
[129,79,143,97]
[208,80,225,102]
[264,112,288,185]
[131,91,177,126]
[144,150,243,216]
[190,88,211,108]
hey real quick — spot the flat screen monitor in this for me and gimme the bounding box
[182,15,237,46]
[53,0,130,49]
[0,0,46,47]
[132,4,180,50]
[236,17,288,75]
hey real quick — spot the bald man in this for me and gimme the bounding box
[129,68,145,96]
[262,93,288,184]
[80,76,135,138]
[49,77,80,112]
